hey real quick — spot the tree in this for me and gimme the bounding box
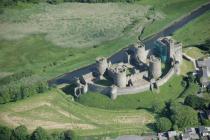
[151,100,165,114]
[155,117,172,132]
[11,125,28,140]
[184,95,208,109]
[64,130,72,140]
[170,103,198,129]
[187,72,196,83]
[0,88,10,104]
[31,127,51,140]
[0,125,12,140]
[51,132,65,140]
[203,119,210,126]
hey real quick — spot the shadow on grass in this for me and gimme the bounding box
[61,84,76,97]
[183,39,210,55]
[146,123,157,132]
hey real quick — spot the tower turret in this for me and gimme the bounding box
[149,55,162,79]
[135,41,147,63]
[96,57,108,79]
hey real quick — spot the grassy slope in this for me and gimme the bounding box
[0,0,209,80]
[141,0,210,38]
[173,11,210,59]
[78,76,184,110]
[0,89,154,138]
[180,59,194,76]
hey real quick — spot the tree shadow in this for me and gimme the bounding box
[146,123,157,132]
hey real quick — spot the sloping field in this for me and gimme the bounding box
[0,3,161,48]
[173,11,210,59]
[0,89,154,137]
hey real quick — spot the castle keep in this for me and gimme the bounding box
[73,36,183,99]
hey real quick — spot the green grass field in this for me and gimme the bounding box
[173,11,210,59]
[0,3,154,48]
[0,89,154,139]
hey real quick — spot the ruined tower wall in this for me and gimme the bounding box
[96,57,108,76]
[136,45,147,63]
[114,71,127,88]
[174,44,183,63]
[149,56,162,79]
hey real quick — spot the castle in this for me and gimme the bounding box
[73,36,182,99]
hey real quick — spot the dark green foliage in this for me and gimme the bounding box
[0,125,72,140]
[0,89,10,104]
[169,102,199,129]
[187,72,197,83]
[184,95,208,109]
[51,132,65,140]
[11,125,28,140]
[155,117,172,132]
[151,100,165,114]
[0,125,12,140]
[31,127,51,140]
[0,73,49,104]
[203,119,210,126]
[64,130,72,140]
[0,70,34,86]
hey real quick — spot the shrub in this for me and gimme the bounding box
[151,100,165,114]
[11,125,28,140]
[51,132,65,140]
[184,95,208,109]
[64,130,72,140]
[0,125,12,140]
[155,117,172,132]
[0,78,49,104]
[31,127,51,140]
[203,119,210,126]
[0,70,34,86]
[169,103,199,129]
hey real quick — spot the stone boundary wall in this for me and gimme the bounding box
[88,83,112,95]
[117,83,150,95]
[87,67,175,96]
[182,53,198,70]
[157,67,175,87]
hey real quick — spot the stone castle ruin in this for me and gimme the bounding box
[73,36,182,99]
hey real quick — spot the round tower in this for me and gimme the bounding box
[96,57,108,78]
[149,55,162,79]
[114,69,127,88]
[135,41,147,63]
[110,85,117,100]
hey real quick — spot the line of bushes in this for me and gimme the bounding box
[0,125,73,140]
[0,70,34,86]
[0,71,49,104]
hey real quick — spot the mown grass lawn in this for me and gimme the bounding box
[0,89,155,139]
